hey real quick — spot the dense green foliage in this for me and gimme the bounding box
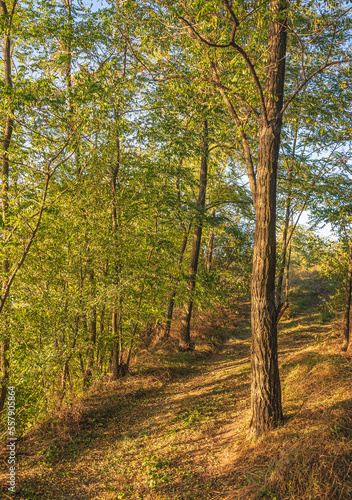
[1,0,352,435]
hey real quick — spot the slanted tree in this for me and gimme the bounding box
[179,118,209,351]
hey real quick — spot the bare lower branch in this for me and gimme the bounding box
[282,58,352,114]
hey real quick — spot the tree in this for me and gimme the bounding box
[310,169,352,351]
[148,0,287,435]
[179,118,209,350]
[143,0,352,436]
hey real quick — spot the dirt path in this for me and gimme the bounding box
[2,274,352,499]
[1,315,253,500]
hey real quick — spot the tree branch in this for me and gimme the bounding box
[282,58,352,115]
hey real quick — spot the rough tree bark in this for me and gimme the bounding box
[249,0,287,437]
[179,119,208,351]
[341,244,352,352]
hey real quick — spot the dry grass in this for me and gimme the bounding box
[1,276,352,499]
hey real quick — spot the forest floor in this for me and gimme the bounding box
[2,269,352,499]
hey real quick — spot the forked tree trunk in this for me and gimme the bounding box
[249,0,287,437]
[341,244,352,352]
[179,119,208,350]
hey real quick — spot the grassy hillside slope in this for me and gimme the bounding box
[1,271,352,499]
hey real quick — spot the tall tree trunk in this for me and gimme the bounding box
[84,270,96,386]
[0,336,9,413]
[125,215,158,368]
[110,42,129,376]
[205,208,215,272]
[64,0,73,113]
[163,225,191,338]
[285,233,292,300]
[276,132,295,313]
[110,10,127,379]
[111,296,125,378]
[249,0,287,437]
[341,244,352,352]
[179,119,208,350]
[0,0,15,415]
[276,166,293,321]
[110,107,125,379]
[63,0,80,171]
[97,303,106,371]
